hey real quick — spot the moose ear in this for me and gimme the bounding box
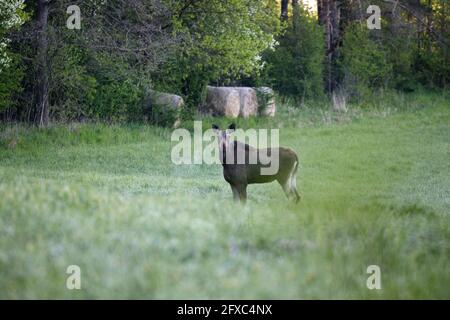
[228,123,236,131]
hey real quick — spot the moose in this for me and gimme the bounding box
[212,123,300,203]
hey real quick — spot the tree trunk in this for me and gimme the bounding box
[292,0,299,31]
[281,0,289,21]
[427,0,433,53]
[36,0,49,127]
[317,0,341,93]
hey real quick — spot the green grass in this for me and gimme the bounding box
[0,92,449,299]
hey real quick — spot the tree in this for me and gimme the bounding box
[12,0,179,123]
[9,0,281,122]
[36,0,50,127]
[156,0,282,108]
[0,0,27,72]
[339,23,391,99]
[281,0,289,20]
[0,0,28,117]
[263,0,324,99]
[317,0,342,93]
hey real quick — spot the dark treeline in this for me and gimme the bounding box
[266,0,449,100]
[0,0,448,126]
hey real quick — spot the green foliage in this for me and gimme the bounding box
[47,22,153,122]
[47,44,147,122]
[412,0,450,89]
[339,23,392,100]
[255,88,273,116]
[382,24,417,92]
[0,0,28,72]
[0,52,24,113]
[144,90,182,128]
[87,53,152,122]
[147,103,179,128]
[1,0,449,123]
[171,0,281,78]
[158,0,282,107]
[0,0,28,114]
[262,3,325,100]
[92,80,145,122]
[49,45,97,121]
[415,46,450,89]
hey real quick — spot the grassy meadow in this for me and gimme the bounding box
[0,92,449,299]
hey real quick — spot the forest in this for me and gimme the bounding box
[0,0,449,299]
[0,0,448,124]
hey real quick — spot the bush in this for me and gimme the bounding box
[92,80,145,122]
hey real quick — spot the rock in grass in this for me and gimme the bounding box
[205,86,241,118]
[147,89,184,109]
[233,87,259,118]
[205,86,276,118]
[145,90,184,127]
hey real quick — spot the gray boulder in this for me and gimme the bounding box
[145,90,184,127]
[205,86,241,118]
[147,90,184,109]
[233,87,258,118]
[205,86,276,118]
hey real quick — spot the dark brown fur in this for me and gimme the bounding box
[214,124,300,203]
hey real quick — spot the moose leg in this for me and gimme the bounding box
[280,178,293,200]
[290,175,300,203]
[278,159,300,203]
[230,184,240,202]
[236,184,247,204]
[290,161,300,203]
[278,175,299,203]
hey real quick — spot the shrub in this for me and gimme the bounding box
[92,80,145,122]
